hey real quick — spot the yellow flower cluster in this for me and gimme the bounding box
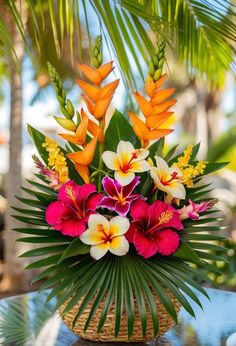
[176,145,206,188]
[42,137,69,183]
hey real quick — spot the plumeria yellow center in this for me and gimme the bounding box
[160,171,180,186]
[43,137,69,183]
[80,214,130,260]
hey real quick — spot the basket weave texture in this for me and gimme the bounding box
[59,290,181,342]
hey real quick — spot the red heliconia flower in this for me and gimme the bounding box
[45,181,102,237]
[126,199,183,258]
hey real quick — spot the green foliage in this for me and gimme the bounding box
[3,0,236,87]
[104,110,140,151]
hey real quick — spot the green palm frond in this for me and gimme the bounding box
[2,0,236,87]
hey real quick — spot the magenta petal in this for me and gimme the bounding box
[60,218,86,237]
[76,183,96,208]
[130,199,150,223]
[153,229,179,256]
[115,201,130,216]
[125,223,136,243]
[86,193,103,211]
[102,176,121,197]
[99,196,116,211]
[149,200,183,230]
[122,176,140,197]
[133,230,158,258]
[58,181,79,205]
[45,201,72,230]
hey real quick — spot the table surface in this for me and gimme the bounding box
[0,287,236,346]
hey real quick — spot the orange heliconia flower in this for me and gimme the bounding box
[59,109,104,145]
[67,136,98,183]
[129,74,176,147]
[78,61,119,121]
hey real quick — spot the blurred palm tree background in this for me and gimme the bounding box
[0,0,235,294]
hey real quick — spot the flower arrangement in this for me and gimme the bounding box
[14,37,227,342]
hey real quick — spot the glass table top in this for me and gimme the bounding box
[0,287,236,346]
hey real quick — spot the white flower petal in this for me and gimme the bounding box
[90,243,110,260]
[88,214,109,233]
[114,170,135,186]
[117,141,135,162]
[102,151,120,170]
[109,236,129,256]
[165,182,186,200]
[133,148,149,161]
[109,216,130,237]
[130,160,150,173]
[154,156,170,172]
[80,228,103,245]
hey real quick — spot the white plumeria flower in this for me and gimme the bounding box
[150,156,186,200]
[80,214,130,260]
[102,140,150,186]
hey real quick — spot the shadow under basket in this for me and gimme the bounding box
[59,291,181,342]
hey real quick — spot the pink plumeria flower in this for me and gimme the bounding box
[150,156,186,200]
[45,181,102,237]
[102,140,150,186]
[80,214,130,260]
[126,199,183,258]
[99,176,141,216]
[178,199,217,220]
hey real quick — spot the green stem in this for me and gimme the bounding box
[97,141,104,192]
[90,165,110,177]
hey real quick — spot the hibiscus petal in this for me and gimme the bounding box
[60,218,86,237]
[45,201,72,229]
[153,229,179,256]
[130,199,150,223]
[85,192,103,211]
[90,243,110,260]
[114,170,135,186]
[125,223,136,243]
[133,230,158,258]
[109,236,129,256]
[109,216,130,236]
[102,176,121,197]
[122,176,140,197]
[115,201,130,216]
[76,183,96,208]
[58,181,79,205]
[102,151,120,170]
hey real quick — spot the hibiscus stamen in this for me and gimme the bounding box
[145,210,173,235]
[66,186,83,217]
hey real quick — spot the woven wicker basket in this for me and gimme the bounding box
[59,290,181,342]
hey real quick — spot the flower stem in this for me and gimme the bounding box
[98,119,105,192]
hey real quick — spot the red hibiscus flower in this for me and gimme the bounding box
[126,199,183,258]
[45,181,102,237]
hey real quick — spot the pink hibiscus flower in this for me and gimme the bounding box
[45,180,102,237]
[126,199,183,258]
